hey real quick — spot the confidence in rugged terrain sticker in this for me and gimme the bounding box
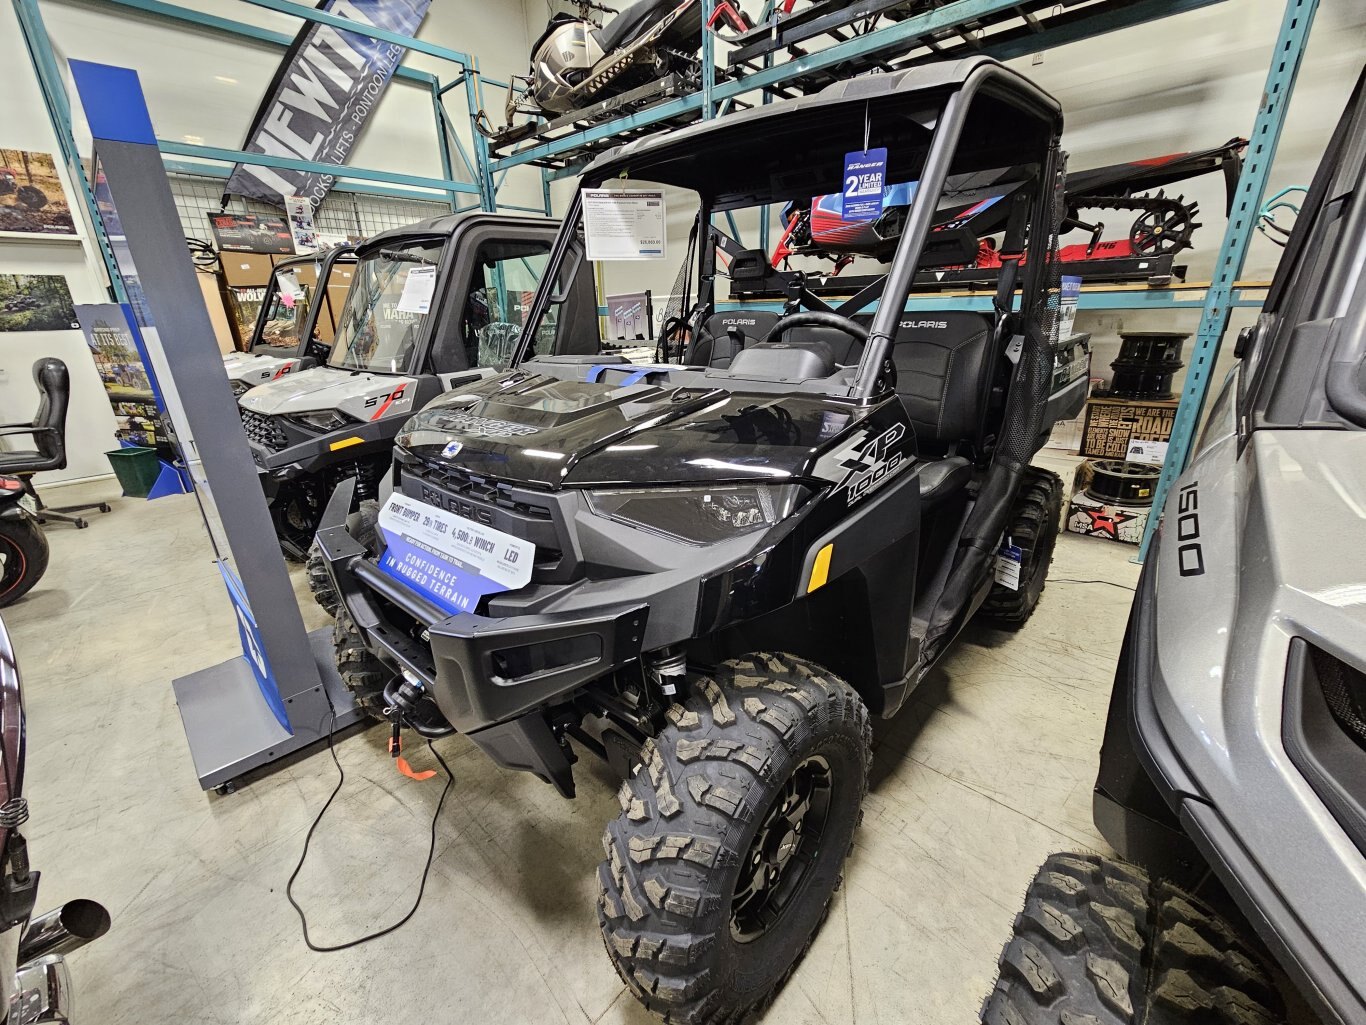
[377,493,534,615]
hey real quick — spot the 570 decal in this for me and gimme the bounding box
[365,383,409,420]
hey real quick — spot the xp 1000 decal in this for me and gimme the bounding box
[819,421,909,505]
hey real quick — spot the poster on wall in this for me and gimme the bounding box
[223,0,433,207]
[0,274,78,332]
[207,212,293,254]
[284,195,318,253]
[0,149,76,238]
[76,303,169,452]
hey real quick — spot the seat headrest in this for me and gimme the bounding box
[890,311,993,345]
[703,310,780,341]
[33,357,69,393]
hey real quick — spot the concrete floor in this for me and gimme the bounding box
[13,460,1139,1025]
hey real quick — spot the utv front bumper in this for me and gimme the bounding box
[318,507,649,734]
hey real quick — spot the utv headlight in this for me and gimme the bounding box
[586,484,805,545]
[285,409,354,432]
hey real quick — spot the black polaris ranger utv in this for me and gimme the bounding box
[318,56,1081,1023]
[238,212,594,561]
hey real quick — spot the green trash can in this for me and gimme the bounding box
[105,447,161,498]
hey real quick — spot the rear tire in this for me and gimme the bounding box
[982,852,1286,1025]
[978,466,1064,628]
[306,499,380,617]
[0,515,48,608]
[331,606,388,721]
[599,652,872,1024]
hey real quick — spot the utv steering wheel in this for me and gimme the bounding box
[762,311,869,361]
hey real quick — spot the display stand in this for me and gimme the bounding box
[68,61,365,791]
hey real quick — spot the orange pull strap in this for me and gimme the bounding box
[388,733,436,781]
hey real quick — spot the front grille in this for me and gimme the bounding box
[242,410,288,452]
[1315,646,1366,748]
[402,456,570,581]
[408,459,553,520]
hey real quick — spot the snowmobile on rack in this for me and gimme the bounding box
[319,56,1085,1022]
[222,245,355,397]
[492,0,704,144]
[237,212,594,564]
[772,138,1246,288]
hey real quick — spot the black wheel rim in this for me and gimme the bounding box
[730,754,834,943]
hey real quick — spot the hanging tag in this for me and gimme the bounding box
[994,537,1023,590]
[841,147,887,222]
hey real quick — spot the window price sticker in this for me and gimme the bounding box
[842,147,888,222]
[582,189,667,260]
[396,265,437,314]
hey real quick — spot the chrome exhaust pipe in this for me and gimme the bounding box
[9,954,73,1025]
[17,902,109,966]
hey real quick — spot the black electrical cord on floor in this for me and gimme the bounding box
[286,713,454,952]
[1050,577,1137,592]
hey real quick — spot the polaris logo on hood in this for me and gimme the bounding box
[436,411,540,438]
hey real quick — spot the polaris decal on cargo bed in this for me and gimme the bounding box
[824,422,908,505]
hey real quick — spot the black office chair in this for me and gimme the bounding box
[0,358,111,529]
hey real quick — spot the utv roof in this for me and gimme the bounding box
[356,211,558,259]
[581,56,1062,208]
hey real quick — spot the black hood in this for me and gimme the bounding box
[396,371,870,489]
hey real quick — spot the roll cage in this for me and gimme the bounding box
[512,56,1064,401]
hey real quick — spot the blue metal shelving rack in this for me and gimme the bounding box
[13,0,1325,561]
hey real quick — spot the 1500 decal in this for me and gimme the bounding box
[1176,480,1204,576]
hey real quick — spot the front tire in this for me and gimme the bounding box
[306,499,380,617]
[599,652,872,1024]
[982,853,1286,1025]
[978,466,1064,628]
[332,606,388,720]
[0,515,48,608]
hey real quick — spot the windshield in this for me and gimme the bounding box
[253,262,316,356]
[328,238,444,373]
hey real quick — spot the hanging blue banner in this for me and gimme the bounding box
[225,0,432,208]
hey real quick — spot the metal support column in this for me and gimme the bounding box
[430,78,461,211]
[465,59,498,211]
[1137,0,1319,560]
[12,0,126,301]
[701,0,716,119]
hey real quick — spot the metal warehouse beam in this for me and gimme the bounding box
[57,0,438,85]
[1137,0,1320,559]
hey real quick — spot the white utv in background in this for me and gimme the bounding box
[238,212,596,564]
[222,244,356,396]
[985,68,1366,1025]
